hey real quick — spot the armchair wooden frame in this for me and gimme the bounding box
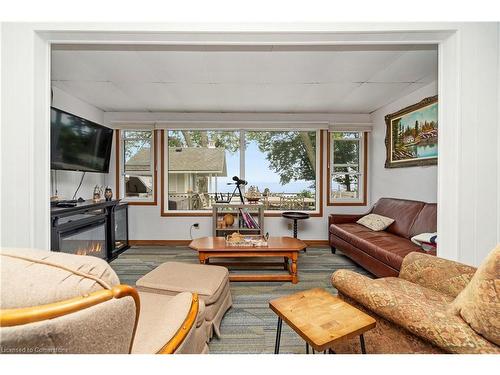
[0,285,199,354]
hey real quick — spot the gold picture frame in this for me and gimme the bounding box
[385,95,438,168]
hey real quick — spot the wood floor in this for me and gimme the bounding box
[110,245,370,354]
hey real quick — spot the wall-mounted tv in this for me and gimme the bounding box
[51,107,114,173]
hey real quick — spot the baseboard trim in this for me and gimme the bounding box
[129,240,191,246]
[128,239,330,247]
[304,240,330,246]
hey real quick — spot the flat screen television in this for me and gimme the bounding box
[51,107,114,173]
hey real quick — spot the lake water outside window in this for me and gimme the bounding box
[245,131,317,211]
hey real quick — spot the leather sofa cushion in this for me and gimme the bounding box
[330,223,422,270]
[409,203,437,238]
[372,198,425,239]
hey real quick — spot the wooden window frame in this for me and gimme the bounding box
[160,129,324,217]
[115,129,158,206]
[327,131,368,206]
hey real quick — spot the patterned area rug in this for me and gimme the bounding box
[110,245,370,354]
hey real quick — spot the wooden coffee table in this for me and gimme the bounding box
[269,288,376,354]
[189,236,306,284]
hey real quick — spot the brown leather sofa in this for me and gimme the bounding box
[329,197,437,277]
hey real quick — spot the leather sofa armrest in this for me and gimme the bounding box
[399,252,477,298]
[329,213,367,226]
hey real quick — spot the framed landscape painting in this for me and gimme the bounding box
[385,95,438,168]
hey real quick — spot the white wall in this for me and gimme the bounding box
[1,23,499,266]
[50,87,111,200]
[370,81,438,204]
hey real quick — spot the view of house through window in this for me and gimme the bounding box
[329,131,365,203]
[122,130,154,200]
[167,130,240,210]
[166,130,319,212]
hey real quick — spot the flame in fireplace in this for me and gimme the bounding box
[76,242,103,256]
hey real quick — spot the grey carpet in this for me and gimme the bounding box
[110,245,370,354]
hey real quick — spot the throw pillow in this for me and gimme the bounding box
[356,213,394,231]
[449,245,499,345]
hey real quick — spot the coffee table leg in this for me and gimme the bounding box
[199,253,207,264]
[360,334,366,354]
[291,252,298,284]
[306,342,309,354]
[274,317,283,354]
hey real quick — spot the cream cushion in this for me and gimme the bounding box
[136,262,229,305]
[0,248,119,309]
[357,213,395,231]
[1,296,137,354]
[449,245,500,345]
[0,248,135,354]
[132,291,193,354]
[135,261,232,338]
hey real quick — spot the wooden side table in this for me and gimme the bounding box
[269,288,376,354]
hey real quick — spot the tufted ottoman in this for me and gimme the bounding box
[135,262,232,340]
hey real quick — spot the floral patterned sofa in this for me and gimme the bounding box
[330,247,499,354]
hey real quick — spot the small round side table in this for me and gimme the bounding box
[282,211,310,238]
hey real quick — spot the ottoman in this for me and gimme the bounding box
[136,262,232,339]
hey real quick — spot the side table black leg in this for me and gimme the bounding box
[306,343,309,354]
[360,334,366,354]
[274,317,283,354]
[293,219,298,238]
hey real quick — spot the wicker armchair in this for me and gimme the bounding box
[0,248,208,354]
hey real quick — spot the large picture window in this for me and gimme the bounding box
[162,129,322,215]
[328,131,367,206]
[117,129,157,205]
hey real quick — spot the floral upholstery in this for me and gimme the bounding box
[331,294,444,354]
[331,251,500,354]
[449,245,500,345]
[399,252,477,298]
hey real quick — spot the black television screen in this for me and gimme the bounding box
[51,107,114,173]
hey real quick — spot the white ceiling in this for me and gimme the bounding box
[51,46,437,113]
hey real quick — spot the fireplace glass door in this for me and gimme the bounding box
[59,219,107,259]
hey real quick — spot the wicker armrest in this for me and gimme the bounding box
[399,252,477,298]
[0,285,139,354]
[131,291,199,354]
[159,293,199,354]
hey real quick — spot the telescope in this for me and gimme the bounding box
[216,176,246,204]
[228,176,248,186]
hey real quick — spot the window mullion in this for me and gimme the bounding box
[240,130,245,192]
